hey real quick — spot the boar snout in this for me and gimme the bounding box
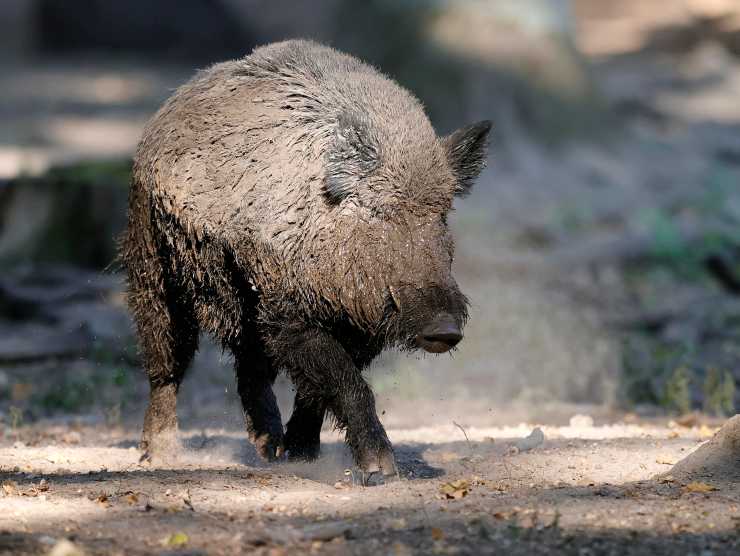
[416,313,462,353]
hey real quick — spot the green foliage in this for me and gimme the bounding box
[644,209,685,262]
[113,368,129,388]
[619,337,695,409]
[46,159,132,188]
[703,368,736,416]
[38,378,96,413]
[634,166,740,282]
[2,160,131,269]
[661,367,692,415]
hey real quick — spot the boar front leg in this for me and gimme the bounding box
[231,338,284,461]
[274,328,397,476]
[284,386,327,461]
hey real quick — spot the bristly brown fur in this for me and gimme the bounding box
[122,40,491,473]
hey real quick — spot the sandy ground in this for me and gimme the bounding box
[1,416,738,556]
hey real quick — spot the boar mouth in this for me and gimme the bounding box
[415,314,463,353]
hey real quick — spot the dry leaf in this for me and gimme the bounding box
[431,527,444,540]
[1,481,19,496]
[684,482,718,493]
[438,479,470,500]
[675,413,700,428]
[656,457,675,465]
[124,492,139,505]
[162,532,189,547]
[27,479,50,497]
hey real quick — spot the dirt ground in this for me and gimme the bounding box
[1,413,738,556]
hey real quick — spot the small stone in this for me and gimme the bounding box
[515,428,545,452]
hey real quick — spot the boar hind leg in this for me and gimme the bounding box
[274,328,396,476]
[232,338,284,461]
[127,232,198,460]
[135,294,199,460]
[284,387,327,461]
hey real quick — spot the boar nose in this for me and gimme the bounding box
[419,313,462,353]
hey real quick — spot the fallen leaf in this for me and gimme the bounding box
[656,457,675,465]
[684,482,718,493]
[1,481,19,496]
[431,527,444,540]
[675,413,700,428]
[124,492,139,505]
[27,479,50,497]
[438,479,470,500]
[95,494,110,507]
[162,532,189,547]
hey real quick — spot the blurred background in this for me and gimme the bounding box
[1,0,740,433]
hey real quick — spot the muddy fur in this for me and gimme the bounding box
[122,40,491,474]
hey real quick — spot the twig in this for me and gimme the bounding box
[453,421,472,454]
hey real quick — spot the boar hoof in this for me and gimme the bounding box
[252,432,285,462]
[139,430,181,463]
[357,444,397,477]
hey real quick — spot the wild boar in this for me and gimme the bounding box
[122,40,491,476]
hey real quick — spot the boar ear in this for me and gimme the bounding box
[324,117,379,204]
[443,120,492,196]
